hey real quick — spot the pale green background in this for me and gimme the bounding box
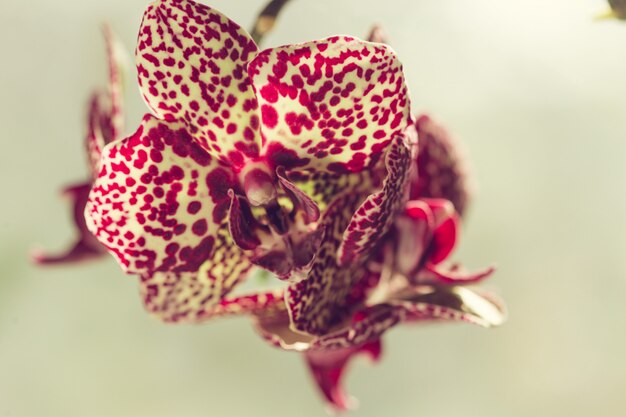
[1,0,625,416]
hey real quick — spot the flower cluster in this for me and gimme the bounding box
[39,0,505,411]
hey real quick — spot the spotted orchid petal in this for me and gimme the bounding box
[248,35,412,173]
[139,231,259,323]
[412,115,471,217]
[210,289,286,319]
[338,128,416,266]
[285,193,368,335]
[32,183,105,264]
[257,284,505,352]
[305,339,382,412]
[136,0,261,161]
[86,114,241,277]
[256,283,504,410]
[287,170,378,218]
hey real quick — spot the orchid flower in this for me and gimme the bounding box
[38,1,505,412]
[254,113,505,411]
[84,0,414,325]
[33,25,126,264]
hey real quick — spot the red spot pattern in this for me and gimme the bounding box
[86,1,422,331]
[136,0,260,163]
[285,192,367,335]
[139,228,255,323]
[85,115,237,275]
[249,36,412,173]
[338,128,416,265]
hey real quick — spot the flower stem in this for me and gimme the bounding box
[250,0,292,46]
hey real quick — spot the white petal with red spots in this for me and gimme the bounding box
[249,35,412,173]
[139,228,257,323]
[85,115,239,275]
[137,0,261,162]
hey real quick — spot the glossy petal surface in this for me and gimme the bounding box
[339,130,415,265]
[249,35,411,173]
[86,115,237,275]
[412,115,471,216]
[137,0,261,161]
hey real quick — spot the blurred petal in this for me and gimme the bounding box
[86,114,238,276]
[305,339,382,412]
[33,183,105,264]
[285,193,367,335]
[366,25,388,44]
[412,198,458,265]
[136,0,261,161]
[424,263,495,285]
[85,92,108,177]
[339,129,415,265]
[140,229,255,322]
[86,27,127,177]
[412,115,471,216]
[102,23,126,144]
[209,289,286,319]
[249,35,412,173]
[398,286,506,328]
[608,0,626,19]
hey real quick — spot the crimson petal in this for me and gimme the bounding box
[305,339,382,412]
[33,183,105,264]
[412,115,471,217]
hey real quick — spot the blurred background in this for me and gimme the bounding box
[1,0,625,416]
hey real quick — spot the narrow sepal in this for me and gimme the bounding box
[339,128,416,266]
